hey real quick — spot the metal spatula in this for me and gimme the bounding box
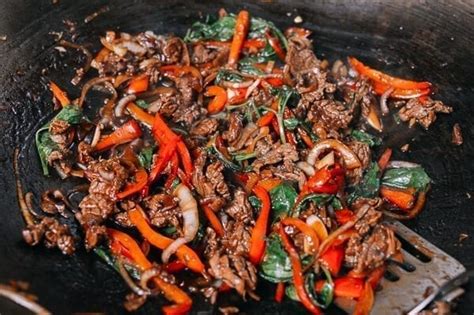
[335,220,467,314]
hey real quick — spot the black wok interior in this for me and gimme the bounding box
[0,0,473,313]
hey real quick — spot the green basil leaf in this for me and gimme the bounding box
[215,69,244,84]
[348,162,380,204]
[54,105,83,124]
[351,129,381,147]
[260,234,293,283]
[184,15,236,42]
[135,99,149,109]
[382,167,431,192]
[283,118,300,130]
[93,247,141,280]
[292,193,333,217]
[138,146,154,170]
[269,182,298,222]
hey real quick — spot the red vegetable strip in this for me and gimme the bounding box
[377,148,392,171]
[127,102,155,127]
[127,74,149,94]
[164,260,187,273]
[348,57,431,90]
[367,266,386,289]
[257,111,275,127]
[335,209,355,225]
[265,31,286,61]
[94,120,142,151]
[380,186,415,211]
[318,245,345,276]
[316,276,364,299]
[176,140,193,181]
[116,168,148,200]
[275,282,285,303]
[202,204,225,237]
[353,282,375,315]
[164,152,179,189]
[372,81,431,99]
[148,142,177,184]
[128,207,205,273]
[228,10,250,65]
[257,177,282,192]
[106,229,192,312]
[278,225,322,314]
[248,185,271,265]
[205,85,228,114]
[281,217,320,253]
[49,81,70,107]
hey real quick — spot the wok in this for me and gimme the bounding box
[0,0,473,313]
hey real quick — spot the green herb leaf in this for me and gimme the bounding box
[184,15,236,42]
[351,129,381,147]
[239,42,277,65]
[283,118,300,130]
[215,69,244,84]
[382,167,431,192]
[260,234,293,283]
[93,247,141,279]
[349,162,380,203]
[269,182,298,222]
[138,146,154,170]
[292,193,333,217]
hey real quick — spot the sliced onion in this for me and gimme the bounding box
[366,102,383,132]
[379,87,394,115]
[245,79,261,99]
[77,76,113,108]
[306,139,361,169]
[90,124,102,148]
[221,80,254,89]
[161,237,187,263]
[139,268,162,296]
[315,151,335,170]
[0,284,50,314]
[117,259,149,296]
[265,61,275,74]
[386,160,421,169]
[13,149,34,226]
[296,161,315,176]
[115,94,136,117]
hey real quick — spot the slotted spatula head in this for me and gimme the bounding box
[335,220,466,314]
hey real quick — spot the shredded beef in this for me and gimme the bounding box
[452,123,463,145]
[223,189,253,225]
[142,193,182,229]
[190,117,219,136]
[398,97,452,129]
[22,217,75,255]
[222,112,243,143]
[252,143,299,173]
[307,99,353,131]
[346,140,372,184]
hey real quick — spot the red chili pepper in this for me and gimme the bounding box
[228,10,250,65]
[164,152,179,189]
[349,57,431,91]
[377,148,392,171]
[94,120,142,151]
[380,186,415,211]
[148,142,177,184]
[205,85,228,114]
[265,30,286,61]
[227,87,247,104]
[302,164,345,195]
[176,140,193,182]
[248,185,271,265]
[372,81,431,99]
[152,113,180,144]
[264,77,284,87]
[202,204,225,237]
[257,111,275,127]
[335,209,356,225]
[49,81,70,107]
[316,276,364,299]
[353,282,374,315]
[319,245,345,276]
[164,260,187,273]
[127,74,149,94]
[116,168,148,200]
[367,266,385,289]
[278,225,322,314]
[275,282,285,303]
[243,38,267,50]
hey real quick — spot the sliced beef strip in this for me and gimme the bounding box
[307,99,354,132]
[190,117,219,136]
[142,193,182,229]
[398,97,453,129]
[346,140,372,184]
[222,112,243,143]
[223,189,253,224]
[251,142,299,173]
[22,217,75,255]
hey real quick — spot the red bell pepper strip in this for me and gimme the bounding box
[353,282,374,315]
[205,85,228,114]
[176,140,193,181]
[278,224,322,314]
[106,228,192,313]
[302,164,345,195]
[164,152,179,189]
[380,186,415,211]
[128,207,205,273]
[49,81,70,107]
[335,209,355,225]
[372,81,431,99]
[348,57,432,91]
[127,74,149,94]
[257,111,275,127]
[265,31,286,61]
[248,185,271,265]
[264,77,284,87]
[243,38,267,50]
[152,113,180,144]
[367,266,386,289]
[127,102,155,127]
[227,87,247,104]
[116,168,148,200]
[95,120,142,151]
[275,282,285,303]
[160,65,202,82]
[148,142,177,185]
[202,204,225,237]
[318,245,345,276]
[228,10,250,65]
[281,217,320,253]
[377,148,392,171]
[164,260,187,273]
[316,276,364,299]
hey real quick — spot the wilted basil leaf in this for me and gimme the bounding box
[269,182,298,222]
[351,129,381,147]
[382,167,431,192]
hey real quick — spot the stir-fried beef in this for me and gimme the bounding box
[222,112,243,143]
[142,193,181,229]
[452,123,463,145]
[190,117,219,136]
[223,189,253,225]
[252,142,299,173]
[346,140,372,184]
[22,217,75,255]
[307,99,353,131]
[398,97,452,129]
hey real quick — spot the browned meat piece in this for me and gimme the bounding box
[162,37,185,64]
[49,119,70,135]
[285,36,320,76]
[219,306,240,315]
[142,194,182,229]
[114,212,133,227]
[352,198,383,234]
[22,217,75,255]
[220,220,252,256]
[77,141,93,164]
[78,193,115,222]
[252,143,299,173]
[346,140,372,184]
[345,224,400,274]
[192,150,230,212]
[208,253,257,297]
[123,293,147,312]
[191,43,217,64]
[84,225,107,250]
[40,189,69,216]
[85,158,128,198]
[452,123,463,145]
[398,97,452,129]
[271,160,307,189]
[172,103,205,126]
[175,74,199,106]
[222,112,242,143]
[224,189,253,224]
[253,135,273,157]
[307,99,353,131]
[190,117,219,136]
